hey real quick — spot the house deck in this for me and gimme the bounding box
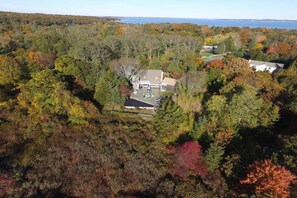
[130,88,161,106]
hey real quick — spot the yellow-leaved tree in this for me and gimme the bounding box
[17,69,96,124]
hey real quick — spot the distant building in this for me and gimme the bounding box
[249,60,284,73]
[201,45,218,53]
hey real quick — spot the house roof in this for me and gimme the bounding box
[138,70,163,84]
[202,45,218,49]
[124,98,154,108]
[249,60,284,68]
[162,77,177,86]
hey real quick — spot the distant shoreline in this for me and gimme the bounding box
[1,11,297,29]
[118,16,297,22]
[119,17,297,30]
[1,11,296,22]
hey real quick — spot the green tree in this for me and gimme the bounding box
[228,85,279,128]
[94,71,127,106]
[17,69,89,124]
[54,55,81,76]
[0,55,22,85]
[31,31,57,54]
[94,75,110,105]
[273,134,297,174]
[276,66,297,113]
[216,41,226,54]
[224,37,237,52]
[154,99,194,143]
[206,85,279,129]
[204,143,225,171]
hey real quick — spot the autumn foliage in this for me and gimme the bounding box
[256,35,267,43]
[195,58,204,69]
[241,160,296,198]
[170,71,182,79]
[215,128,235,146]
[0,172,13,196]
[206,59,224,69]
[266,42,291,56]
[173,142,208,178]
[1,11,297,197]
[118,84,131,97]
[28,51,55,68]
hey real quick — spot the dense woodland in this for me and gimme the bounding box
[0,12,297,197]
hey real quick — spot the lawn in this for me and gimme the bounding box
[201,52,215,57]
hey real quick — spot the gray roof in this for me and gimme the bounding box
[249,60,284,68]
[138,70,163,84]
[162,77,177,86]
[124,98,154,108]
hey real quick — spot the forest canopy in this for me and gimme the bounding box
[0,12,297,197]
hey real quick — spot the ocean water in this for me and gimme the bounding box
[120,17,297,29]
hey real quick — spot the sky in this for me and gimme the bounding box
[1,0,297,20]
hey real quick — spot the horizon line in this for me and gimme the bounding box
[1,10,297,22]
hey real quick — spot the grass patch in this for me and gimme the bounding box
[201,52,215,57]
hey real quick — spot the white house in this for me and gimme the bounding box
[139,69,163,88]
[132,70,176,92]
[249,60,284,73]
[126,70,177,110]
[132,70,163,91]
[201,45,218,53]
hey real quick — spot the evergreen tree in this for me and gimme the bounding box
[204,143,225,171]
[154,99,194,143]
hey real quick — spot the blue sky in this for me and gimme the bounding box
[1,0,296,20]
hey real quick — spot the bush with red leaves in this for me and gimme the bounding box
[170,71,182,79]
[118,85,132,97]
[0,172,13,196]
[173,142,208,178]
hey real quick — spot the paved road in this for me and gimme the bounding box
[202,54,224,62]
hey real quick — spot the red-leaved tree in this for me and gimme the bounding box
[241,160,296,198]
[0,172,13,196]
[173,142,208,178]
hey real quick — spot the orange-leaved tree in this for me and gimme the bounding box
[206,59,224,69]
[241,159,296,198]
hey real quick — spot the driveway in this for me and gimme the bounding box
[202,54,224,62]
